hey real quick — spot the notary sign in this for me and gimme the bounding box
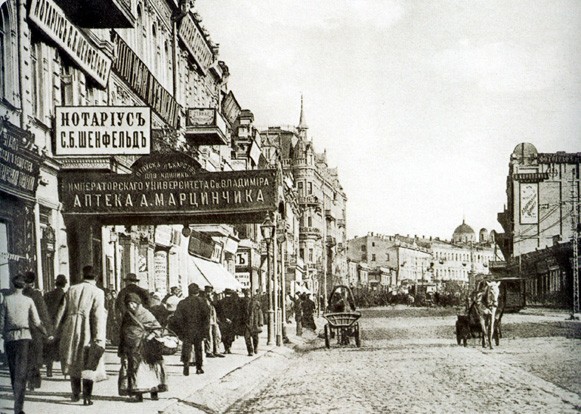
[55,106,151,156]
[60,152,277,219]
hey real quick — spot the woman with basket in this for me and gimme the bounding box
[118,293,168,403]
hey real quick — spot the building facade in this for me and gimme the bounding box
[497,143,580,307]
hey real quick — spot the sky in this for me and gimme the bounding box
[195,0,581,241]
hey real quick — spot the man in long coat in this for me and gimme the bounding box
[23,271,53,390]
[171,283,210,375]
[216,288,239,354]
[43,274,67,377]
[238,289,263,356]
[55,265,106,405]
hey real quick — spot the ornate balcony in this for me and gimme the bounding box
[299,227,322,239]
[298,195,320,207]
[184,108,228,145]
[324,209,335,221]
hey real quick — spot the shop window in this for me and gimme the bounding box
[0,221,9,290]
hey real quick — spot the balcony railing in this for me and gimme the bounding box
[299,227,322,239]
[336,219,346,228]
[184,108,228,145]
[298,195,320,206]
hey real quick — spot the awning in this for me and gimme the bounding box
[188,256,243,293]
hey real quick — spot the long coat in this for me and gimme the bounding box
[43,287,66,362]
[56,279,107,381]
[239,296,264,335]
[171,295,210,342]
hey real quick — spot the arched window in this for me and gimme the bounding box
[0,2,19,105]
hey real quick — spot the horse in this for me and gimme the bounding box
[468,281,502,349]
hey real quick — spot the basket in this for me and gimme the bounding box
[323,311,361,328]
[153,335,179,355]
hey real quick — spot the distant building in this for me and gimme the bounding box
[497,143,580,306]
[347,220,502,290]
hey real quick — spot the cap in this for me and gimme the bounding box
[124,273,140,282]
[188,283,200,295]
[204,285,213,292]
[55,274,68,285]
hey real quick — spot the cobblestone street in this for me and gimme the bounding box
[228,307,581,414]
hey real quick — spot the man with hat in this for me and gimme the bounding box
[55,265,106,405]
[216,288,239,354]
[43,274,68,377]
[23,271,53,390]
[116,273,150,322]
[171,283,210,375]
[0,273,50,414]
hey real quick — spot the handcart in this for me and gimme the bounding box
[322,285,362,348]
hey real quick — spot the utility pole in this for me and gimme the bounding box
[571,171,579,315]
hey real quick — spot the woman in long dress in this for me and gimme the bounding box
[118,292,167,403]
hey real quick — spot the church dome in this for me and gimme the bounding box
[453,220,475,243]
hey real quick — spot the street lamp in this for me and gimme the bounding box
[261,213,275,345]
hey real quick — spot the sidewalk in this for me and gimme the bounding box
[0,318,324,414]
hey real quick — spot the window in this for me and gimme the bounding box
[297,182,304,196]
[386,253,390,261]
[307,182,313,195]
[372,242,375,247]
[371,254,376,261]
[360,245,366,252]
[0,2,19,105]
[299,248,304,260]
[308,248,313,262]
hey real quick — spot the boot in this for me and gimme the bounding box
[183,364,189,376]
[46,362,53,378]
[71,377,81,402]
[82,379,94,406]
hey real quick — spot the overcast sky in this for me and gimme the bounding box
[196,0,581,241]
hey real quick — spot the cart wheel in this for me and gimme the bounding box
[354,324,361,348]
[324,324,330,349]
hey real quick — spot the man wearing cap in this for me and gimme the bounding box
[238,289,264,356]
[0,273,50,414]
[55,265,106,405]
[23,271,53,390]
[216,288,239,354]
[43,274,68,377]
[116,273,150,322]
[171,283,210,375]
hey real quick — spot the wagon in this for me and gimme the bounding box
[322,285,362,348]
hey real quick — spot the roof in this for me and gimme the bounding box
[453,220,475,236]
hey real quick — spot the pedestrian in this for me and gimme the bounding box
[55,265,107,406]
[216,288,239,354]
[43,274,67,378]
[118,293,167,403]
[301,293,317,331]
[149,292,170,327]
[170,283,210,375]
[116,273,150,322]
[201,286,224,358]
[239,289,263,356]
[0,273,51,414]
[105,289,119,346]
[162,286,182,315]
[289,292,303,336]
[23,271,53,390]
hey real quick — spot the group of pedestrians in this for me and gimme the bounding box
[288,292,317,335]
[1,266,309,413]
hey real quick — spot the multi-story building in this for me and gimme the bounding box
[260,98,348,299]
[0,0,275,297]
[497,143,580,306]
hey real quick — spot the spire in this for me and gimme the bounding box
[298,94,308,131]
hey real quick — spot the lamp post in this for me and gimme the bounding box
[277,222,287,346]
[261,213,275,345]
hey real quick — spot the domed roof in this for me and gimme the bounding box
[453,220,475,236]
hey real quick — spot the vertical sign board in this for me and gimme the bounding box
[55,106,151,155]
[519,183,538,224]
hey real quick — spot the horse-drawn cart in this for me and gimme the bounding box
[322,285,362,348]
